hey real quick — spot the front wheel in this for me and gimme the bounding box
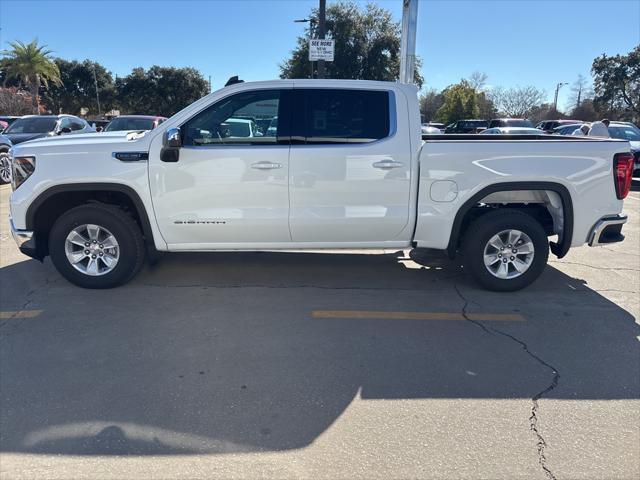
[49,204,145,288]
[462,209,549,292]
[0,150,11,184]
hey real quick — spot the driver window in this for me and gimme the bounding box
[59,118,72,131]
[183,90,281,146]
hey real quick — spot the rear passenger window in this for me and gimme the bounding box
[297,89,390,144]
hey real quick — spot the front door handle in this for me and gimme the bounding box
[251,161,282,170]
[372,160,403,170]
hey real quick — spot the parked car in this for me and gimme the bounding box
[8,79,633,292]
[536,119,582,133]
[444,119,488,133]
[488,118,533,129]
[87,118,111,132]
[480,127,545,135]
[0,134,11,184]
[424,122,445,133]
[608,122,640,175]
[0,116,20,131]
[104,115,167,132]
[1,115,94,146]
[421,125,441,135]
[552,123,583,136]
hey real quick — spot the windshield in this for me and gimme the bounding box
[609,125,640,141]
[220,120,252,137]
[5,117,57,134]
[105,117,155,132]
[461,121,487,128]
[503,119,533,127]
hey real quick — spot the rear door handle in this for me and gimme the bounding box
[372,160,404,170]
[251,161,282,170]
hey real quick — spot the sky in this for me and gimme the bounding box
[1,0,639,111]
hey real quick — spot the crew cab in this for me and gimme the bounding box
[8,79,634,291]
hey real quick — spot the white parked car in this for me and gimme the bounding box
[480,127,546,135]
[8,79,634,291]
[421,125,441,135]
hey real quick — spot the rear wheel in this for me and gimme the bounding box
[0,150,11,184]
[49,204,145,288]
[462,209,549,291]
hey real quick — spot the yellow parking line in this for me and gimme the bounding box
[312,310,524,321]
[0,310,43,319]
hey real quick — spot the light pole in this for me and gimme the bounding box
[399,0,419,84]
[294,18,315,79]
[553,82,568,113]
[92,63,102,117]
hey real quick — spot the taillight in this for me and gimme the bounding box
[613,152,634,200]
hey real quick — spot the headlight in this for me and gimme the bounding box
[11,155,36,191]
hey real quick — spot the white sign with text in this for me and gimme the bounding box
[309,39,334,61]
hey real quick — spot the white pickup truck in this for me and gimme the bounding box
[8,79,635,290]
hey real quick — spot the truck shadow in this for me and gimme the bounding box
[0,251,638,456]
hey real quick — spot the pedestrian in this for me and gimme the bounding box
[572,124,590,136]
[588,118,611,137]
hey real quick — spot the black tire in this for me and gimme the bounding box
[462,209,549,292]
[0,150,11,185]
[49,203,145,289]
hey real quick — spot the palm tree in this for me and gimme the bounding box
[1,39,61,114]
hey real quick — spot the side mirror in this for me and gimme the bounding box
[165,127,181,148]
[59,127,72,135]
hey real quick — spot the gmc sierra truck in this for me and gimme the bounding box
[8,79,634,290]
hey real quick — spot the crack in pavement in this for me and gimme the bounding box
[549,260,638,272]
[454,284,560,480]
[0,275,58,338]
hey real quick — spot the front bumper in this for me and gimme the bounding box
[9,216,39,259]
[588,214,627,246]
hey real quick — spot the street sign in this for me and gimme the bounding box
[309,39,334,62]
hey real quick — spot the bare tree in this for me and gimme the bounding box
[419,88,444,122]
[468,71,488,91]
[568,74,594,110]
[490,86,546,117]
[0,87,33,115]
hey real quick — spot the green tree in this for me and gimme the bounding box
[280,1,423,87]
[42,59,115,115]
[1,39,61,114]
[436,80,478,124]
[592,45,639,120]
[117,66,208,117]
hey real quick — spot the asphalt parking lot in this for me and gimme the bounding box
[1,182,638,480]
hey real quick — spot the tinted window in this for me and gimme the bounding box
[70,119,85,131]
[295,89,390,144]
[182,90,282,146]
[609,125,640,141]
[106,117,156,132]
[6,117,58,134]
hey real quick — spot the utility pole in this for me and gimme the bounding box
[317,0,326,79]
[295,18,315,79]
[553,82,567,112]
[399,0,419,84]
[208,75,212,93]
[92,64,102,117]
